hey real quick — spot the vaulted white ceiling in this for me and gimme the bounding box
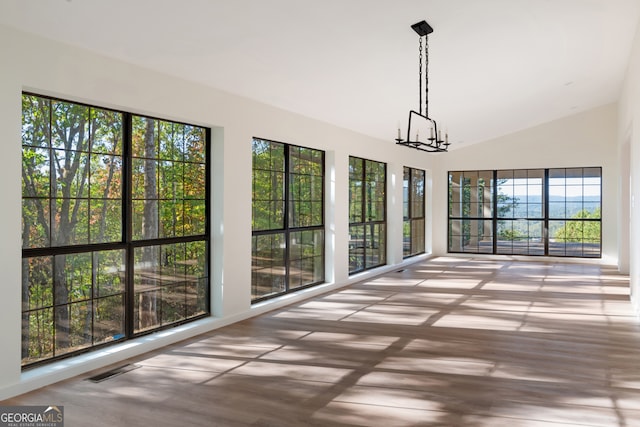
[2,0,639,148]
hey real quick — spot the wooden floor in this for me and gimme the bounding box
[4,257,640,426]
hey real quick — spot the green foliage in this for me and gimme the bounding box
[554,208,601,242]
[498,227,524,240]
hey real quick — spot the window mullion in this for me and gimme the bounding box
[283,145,291,292]
[122,112,134,339]
[544,168,550,256]
[492,170,498,254]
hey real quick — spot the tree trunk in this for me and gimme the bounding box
[140,119,158,330]
[54,255,70,350]
[52,110,89,351]
[21,222,31,360]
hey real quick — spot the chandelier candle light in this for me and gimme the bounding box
[396,20,450,152]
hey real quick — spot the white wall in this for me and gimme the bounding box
[618,16,640,316]
[0,24,437,399]
[431,104,620,264]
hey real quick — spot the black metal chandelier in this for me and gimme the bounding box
[396,20,450,152]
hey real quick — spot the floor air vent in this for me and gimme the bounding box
[87,364,140,383]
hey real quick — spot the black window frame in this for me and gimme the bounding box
[349,156,387,274]
[403,166,426,258]
[251,137,325,303]
[448,167,602,258]
[21,93,211,368]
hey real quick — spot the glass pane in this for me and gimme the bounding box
[453,219,493,253]
[186,241,207,278]
[583,202,600,217]
[184,126,206,164]
[90,108,123,155]
[159,121,183,161]
[22,147,50,198]
[549,168,565,180]
[349,156,363,178]
[411,168,425,218]
[463,170,479,180]
[56,300,93,355]
[289,229,324,290]
[186,277,208,318]
[23,256,53,310]
[403,219,411,257]
[497,220,517,254]
[159,200,182,238]
[450,202,462,217]
[159,161,184,200]
[365,161,386,222]
[566,168,583,185]
[403,167,410,220]
[449,219,463,252]
[253,139,282,171]
[89,154,122,199]
[22,308,54,365]
[349,179,363,223]
[53,149,89,199]
[53,198,89,246]
[22,94,50,148]
[132,200,159,241]
[349,225,365,273]
[133,245,161,332]
[22,198,51,249]
[162,282,187,324]
[134,158,159,199]
[89,199,122,243]
[252,164,285,231]
[132,243,194,332]
[478,170,493,185]
[184,200,206,236]
[95,250,126,297]
[411,218,425,255]
[366,223,386,269]
[64,252,93,303]
[94,294,125,344]
[51,101,90,151]
[184,163,206,198]
[549,201,565,219]
[252,233,286,300]
[134,289,161,333]
[132,116,158,159]
[497,170,513,180]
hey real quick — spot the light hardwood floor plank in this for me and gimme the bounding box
[3,257,640,426]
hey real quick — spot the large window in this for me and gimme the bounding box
[403,167,425,258]
[548,168,602,257]
[251,138,324,302]
[21,94,209,367]
[448,168,601,257]
[349,157,386,273]
[449,171,494,253]
[496,169,545,255]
